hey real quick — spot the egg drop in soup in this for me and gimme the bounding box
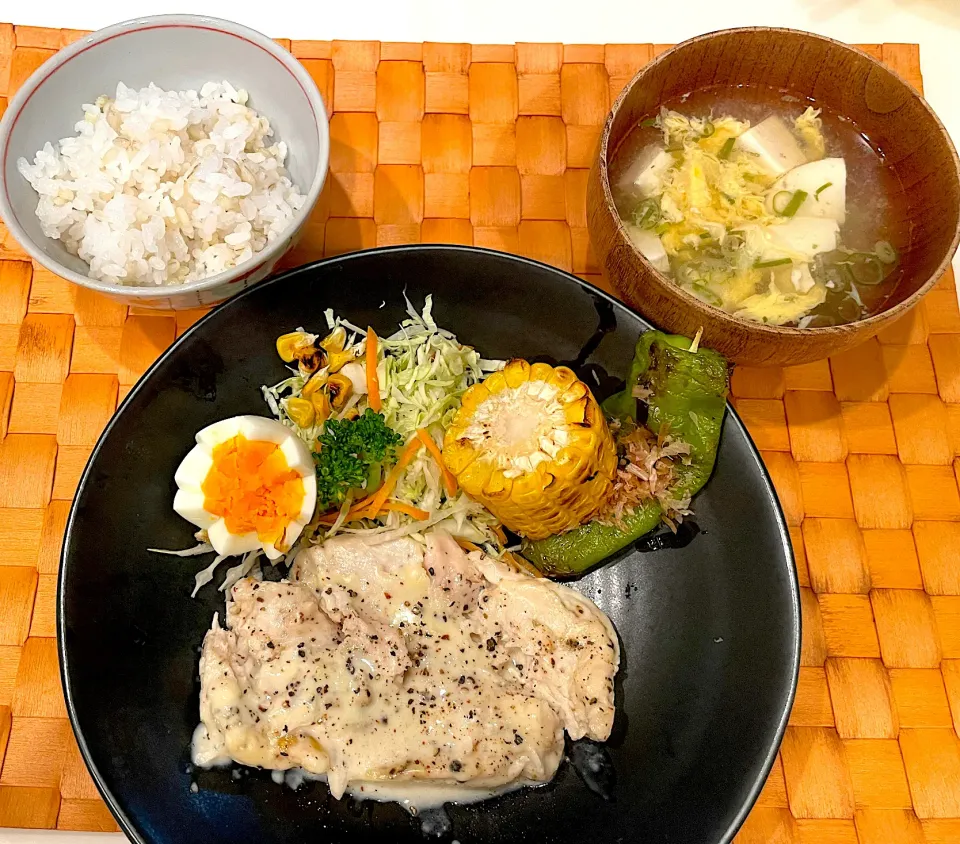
[609,86,908,327]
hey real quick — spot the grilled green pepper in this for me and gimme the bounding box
[521,501,663,577]
[608,330,729,498]
[521,331,729,577]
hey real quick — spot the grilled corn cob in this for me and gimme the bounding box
[442,360,617,540]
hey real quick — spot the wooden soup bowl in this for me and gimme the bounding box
[588,27,960,366]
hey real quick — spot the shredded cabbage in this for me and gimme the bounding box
[150,534,243,597]
[374,295,503,543]
[192,554,228,597]
[262,294,505,552]
[219,550,262,593]
[379,293,499,437]
[148,542,214,557]
[339,494,495,546]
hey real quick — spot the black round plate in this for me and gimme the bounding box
[59,246,799,844]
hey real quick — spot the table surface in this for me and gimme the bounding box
[1,11,960,844]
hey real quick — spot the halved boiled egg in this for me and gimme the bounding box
[173,416,317,560]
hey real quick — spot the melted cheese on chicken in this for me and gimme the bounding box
[193,532,619,801]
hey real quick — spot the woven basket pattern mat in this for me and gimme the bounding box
[1,25,960,841]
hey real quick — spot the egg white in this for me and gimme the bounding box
[174,415,317,560]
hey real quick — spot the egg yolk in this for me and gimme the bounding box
[201,434,305,546]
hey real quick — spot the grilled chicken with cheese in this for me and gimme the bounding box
[193,531,619,801]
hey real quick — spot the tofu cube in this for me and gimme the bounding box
[617,145,674,198]
[734,117,807,178]
[625,225,670,273]
[761,218,840,262]
[766,158,847,223]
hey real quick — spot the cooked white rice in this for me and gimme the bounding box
[18,81,305,286]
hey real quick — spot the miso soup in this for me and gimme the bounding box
[609,86,908,328]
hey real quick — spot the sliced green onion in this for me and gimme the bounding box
[838,264,857,291]
[836,295,864,322]
[701,121,716,138]
[699,232,712,239]
[639,117,658,128]
[719,137,736,160]
[780,189,809,217]
[850,255,885,286]
[771,191,793,215]
[803,314,838,328]
[676,262,699,284]
[875,240,897,264]
[634,198,661,230]
[754,258,793,268]
[691,283,722,307]
[820,264,852,292]
[814,182,833,200]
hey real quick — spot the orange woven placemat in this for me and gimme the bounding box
[1,24,959,842]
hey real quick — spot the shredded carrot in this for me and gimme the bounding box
[455,539,483,553]
[315,440,425,524]
[364,437,423,518]
[319,438,427,525]
[319,494,428,525]
[377,500,430,521]
[333,494,377,522]
[366,327,382,412]
[417,428,458,497]
[318,497,371,525]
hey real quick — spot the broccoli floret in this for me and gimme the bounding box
[314,409,402,508]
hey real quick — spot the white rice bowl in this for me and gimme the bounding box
[17,81,305,287]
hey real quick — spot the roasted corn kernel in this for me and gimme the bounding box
[285,397,315,428]
[298,349,326,375]
[443,360,616,540]
[301,369,329,398]
[311,391,332,423]
[326,349,356,373]
[326,374,353,409]
[320,326,347,354]
[276,331,318,363]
